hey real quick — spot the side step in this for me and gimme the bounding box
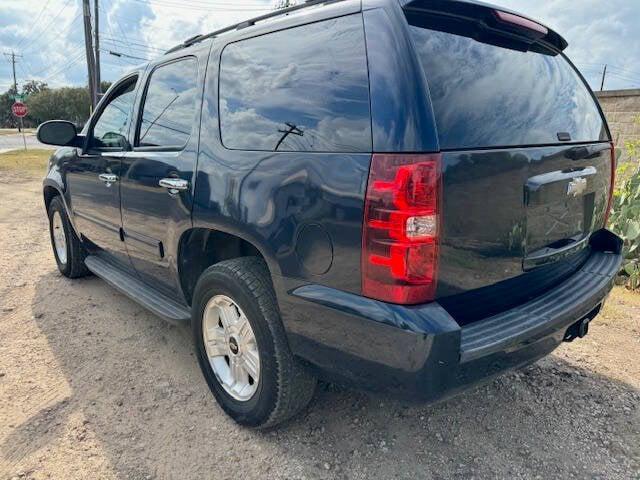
[84,255,191,323]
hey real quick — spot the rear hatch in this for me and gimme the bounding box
[403,1,613,323]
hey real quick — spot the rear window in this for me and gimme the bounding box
[219,14,371,153]
[407,19,608,150]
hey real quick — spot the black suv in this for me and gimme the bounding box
[38,0,622,428]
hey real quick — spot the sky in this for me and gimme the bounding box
[1,0,639,93]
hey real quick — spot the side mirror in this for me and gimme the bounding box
[36,120,80,147]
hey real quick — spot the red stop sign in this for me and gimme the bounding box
[11,101,28,118]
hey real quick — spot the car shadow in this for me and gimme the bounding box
[3,270,639,479]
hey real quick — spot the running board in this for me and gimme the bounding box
[84,255,191,323]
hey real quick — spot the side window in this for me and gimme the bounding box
[136,58,198,148]
[219,14,371,152]
[91,77,137,149]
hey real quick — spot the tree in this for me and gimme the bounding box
[100,80,112,92]
[274,0,296,9]
[26,87,91,127]
[21,80,48,97]
[0,86,19,129]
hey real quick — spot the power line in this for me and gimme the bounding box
[98,2,128,69]
[605,71,640,85]
[22,13,83,57]
[102,0,135,59]
[106,50,150,62]
[3,51,22,95]
[100,38,165,54]
[130,0,272,12]
[28,47,86,77]
[20,0,77,54]
[39,52,86,83]
[100,34,169,52]
[16,0,53,49]
[576,62,640,82]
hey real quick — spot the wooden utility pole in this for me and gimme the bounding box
[94,0,101,98]
[82,0,97,109]
[3,51,23,131]
[600,64,607,91]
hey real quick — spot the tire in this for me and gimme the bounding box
[192,256,316,428]
[47,195,90,278]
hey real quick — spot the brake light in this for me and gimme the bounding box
[604,142,616,225]
[494,10,548,36]
[362,154,442,304]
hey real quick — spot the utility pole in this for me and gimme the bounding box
[82,0,97,110]
[3,51,23,131]
[600,64,607,91]
[94,0,101,98]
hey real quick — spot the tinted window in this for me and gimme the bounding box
[219,14,371,152]
[137,58,198,148]
[91,78,137,149]
[408,20,607,149]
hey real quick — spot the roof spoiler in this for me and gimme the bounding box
[400,0,568,52]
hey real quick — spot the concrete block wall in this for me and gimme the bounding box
[595,89,640,162]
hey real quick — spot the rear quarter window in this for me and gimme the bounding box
[219,14,371,153]
[407,18,608,150]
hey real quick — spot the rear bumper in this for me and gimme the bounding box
[278,230,623,400]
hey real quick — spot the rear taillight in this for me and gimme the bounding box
[604,142,616,225]
[362,154,442,304]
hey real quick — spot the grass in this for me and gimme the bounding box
[0,148,51,176]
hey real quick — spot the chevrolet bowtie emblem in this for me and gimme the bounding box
[567,177,587,197]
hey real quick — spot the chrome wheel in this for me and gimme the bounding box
[52,211,67,265]
[203,295,260,401]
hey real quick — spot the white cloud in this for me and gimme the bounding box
[0,0,639,91]
[492,0,640,90]
[137,0,274,52]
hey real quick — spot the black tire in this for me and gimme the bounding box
[192,257,316,428]
[47,196,90,278]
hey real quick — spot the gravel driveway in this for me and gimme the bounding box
[0,172,639,480]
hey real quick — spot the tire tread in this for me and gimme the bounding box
[48,196,90,278]
[195,257,316,428]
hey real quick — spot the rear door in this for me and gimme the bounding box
[120,56,201,297]
[401,3,613,319]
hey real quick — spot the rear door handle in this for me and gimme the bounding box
[98,173,118,187]
[159,178,189,194]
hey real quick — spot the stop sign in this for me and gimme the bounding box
[11,101,28,118]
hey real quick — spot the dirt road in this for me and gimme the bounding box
[1,172,639,480]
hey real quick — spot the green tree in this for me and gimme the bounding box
[274,0,296,9]
[0,86,19,128]
[26,87,91,127]
[100,80,112,93]
[21,80,48,97]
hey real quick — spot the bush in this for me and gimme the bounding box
[608,159,640,290]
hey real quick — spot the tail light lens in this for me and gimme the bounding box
[362,154,442,304]
[604,142,616,226]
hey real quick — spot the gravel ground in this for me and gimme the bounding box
[0,172,639,480]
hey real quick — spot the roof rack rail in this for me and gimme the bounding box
[164,0,338,54]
